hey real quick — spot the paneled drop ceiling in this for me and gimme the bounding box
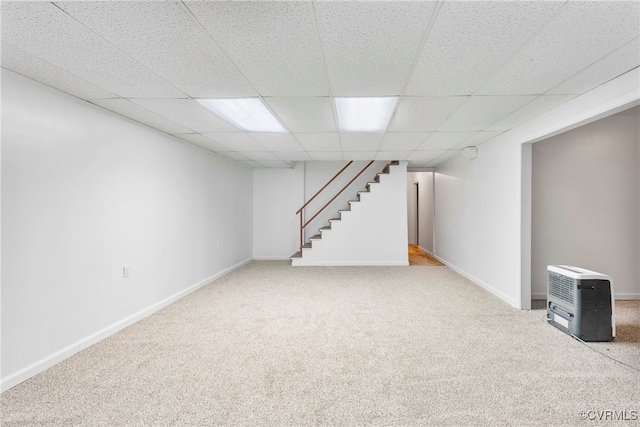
[2,1,639,168]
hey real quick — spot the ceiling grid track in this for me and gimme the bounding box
[392,0,449,166]
[50,1,188,100]
[176,1,279,166]
[2,0,636,169]
[308,0,342,160]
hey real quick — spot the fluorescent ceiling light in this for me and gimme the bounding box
[335,97,398,132]
[198,98,287,133]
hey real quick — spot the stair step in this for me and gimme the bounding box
[382,160,400,174]
[292,160,401,266]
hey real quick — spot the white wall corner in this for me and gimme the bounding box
[0,258,252,392]
[434,70,639,311]
[520,143,533,310]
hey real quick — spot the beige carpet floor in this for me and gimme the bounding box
[2,261,639,426]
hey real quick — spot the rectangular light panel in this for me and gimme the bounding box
[198,98,287,133]
[335,97,397,132]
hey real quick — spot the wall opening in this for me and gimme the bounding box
[529,106,640,306]
[407,171,435,256]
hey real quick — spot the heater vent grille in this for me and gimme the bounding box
[549,273,574,305]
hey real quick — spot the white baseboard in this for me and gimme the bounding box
[417,245,434,257]
[615,293,640,300]
[292,260,409,266]
[0,258,252,393]
[432,254,519,308]
[253,256,293,261]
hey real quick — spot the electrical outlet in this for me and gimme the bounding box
[217,242,221,250]
[123,265,130,278]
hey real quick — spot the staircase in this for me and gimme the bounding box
[291,160,408,266]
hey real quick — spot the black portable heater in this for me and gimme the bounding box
[547,265,615,342]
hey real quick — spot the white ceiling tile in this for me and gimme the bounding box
[255,160,294,168]
[454,131,504,149]
[427,151,459,167]
[273,151,312,162]
[236,160,262,168]
[343,152,378,161]
[186,1,329,96]
[314,1,437,96]
[1,43,117,100]
[307,152,344,161]
[89,99,192,134]
[417,132,478,150]
[380,133,431,151]
[218,152,251,162]
[439,96,536,131]
[1,2,185,98]
[56,1,256,98]
[388,97,467,132]
[171,134,233,152]
[294,133,341,152]
[200,133,267,152]
[406,1,563,96]
[549,37,640,95]
[486,95,576,131]
[2,1,636,170]
[130,99,240,133]
[407,151,448,162]
[248,133,305,152]
[238,151,280,161]
[340,133,385,152]
[375,151,411,161]
[407,161,430,168]
[477,1,640,95]
[264,97,336,133]
[217,158,251,169]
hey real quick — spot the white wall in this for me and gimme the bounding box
[251,160,391,258]
[293,162,408,266]
[407,179,416,245]
[435,140,524,307]
[253,163,304,259]
[433,69,639,309]
[303,161,384,241]
[531,106,639,299]
[407,172,434,254]
[1,71,253,391]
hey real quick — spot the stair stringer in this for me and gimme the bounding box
[292,161,409,266]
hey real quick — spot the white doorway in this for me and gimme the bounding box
[413,182,419,246]
[407,171,435,256]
